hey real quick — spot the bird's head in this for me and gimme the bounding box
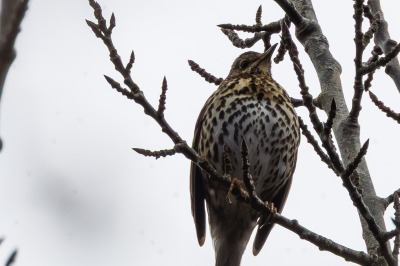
[227,43,278,78]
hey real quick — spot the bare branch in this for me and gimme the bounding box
[157,77,168,117]
[125,50,135,72]
[220,29,264,49]
[363,12,381,49]
[367,0,400,91]
[5,249,17,266]
[360,43,400,75]
[132,147,177,159]
[222,145,232,179]
[188,60,223,85]
[385,189,400,206]
[298,117,339,175]
[362,4,374,21]
[274,18,290,64]
[349,0,365,122]
[369,91,400,124]
[241,140,258,204]
[273,0,302,26]
[281,21,322,133]
[103,75,134,100]
[364,46,381,91]
[218,20,281,34]
[281,20,343,174]
[107,13,116,34]
[255,5,262,25]
[324,99,336,137]
[393,192,400,259]
[341,140,369,183]
[278,0,393,262]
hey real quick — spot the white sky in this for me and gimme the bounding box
[1,0,400,265]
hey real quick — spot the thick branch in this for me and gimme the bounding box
[280,0,392,263]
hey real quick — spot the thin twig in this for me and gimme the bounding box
[132,147,177,159]
[222,145,232,180]
[369,91,400,124]
[364,46,381,91]
[360,43,400,75]
[5,249,17,266]
[255,5,262,25]
[362,4,374,21]
[125,50,135,73]
[241,140,259,204]
[385,189,400,206]
[393,192,400,259]
[363,12,381,49]
[281,20,343,174]
[188,60,223,85]
[298,117,339,175]
[220,29,264,49]
[218,20,281,34]
[324,99,336,137]
[157,77,168,117]
[349,0,365,122]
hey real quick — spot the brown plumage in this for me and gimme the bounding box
[190,44,300,266]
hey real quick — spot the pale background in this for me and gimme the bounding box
[0,0,400,265]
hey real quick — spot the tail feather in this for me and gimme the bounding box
[252,223,275,255]
[214,237,248,266]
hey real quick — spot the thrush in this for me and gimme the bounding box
[190,44,300,266]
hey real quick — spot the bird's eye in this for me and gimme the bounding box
[239,60,249,69]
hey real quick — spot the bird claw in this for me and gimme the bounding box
[258,201,277,229]
[226,177,246,203]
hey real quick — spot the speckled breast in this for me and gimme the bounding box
[198,75,300,201]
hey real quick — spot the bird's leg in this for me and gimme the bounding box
[226,177,247,203]
[258,201,278,229]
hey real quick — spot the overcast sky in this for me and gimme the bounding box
[1,0,400,265]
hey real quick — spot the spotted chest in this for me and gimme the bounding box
[198,75,300,200]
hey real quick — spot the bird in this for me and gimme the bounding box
[190,43,300,266]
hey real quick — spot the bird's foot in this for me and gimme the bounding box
[258,201,278,229]
[226,177,247,203]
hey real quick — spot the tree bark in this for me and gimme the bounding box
[288,0,389,260]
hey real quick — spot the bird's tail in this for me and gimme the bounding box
[214,238,247,266]
[210,214,255,266]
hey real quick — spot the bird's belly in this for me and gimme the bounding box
[199,96,298,201]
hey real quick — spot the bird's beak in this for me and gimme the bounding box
[250,43,278,70]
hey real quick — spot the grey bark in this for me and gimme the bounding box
[288,0,390,262]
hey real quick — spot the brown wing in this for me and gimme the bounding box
[252,173,293,255]
[189,101,210,246]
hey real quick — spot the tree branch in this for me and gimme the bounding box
[367,0,400,91]
[277,0,394,263]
